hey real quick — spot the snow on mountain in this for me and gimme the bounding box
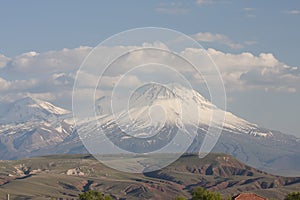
[0,97,70,125]
[71,83,275,157]
[0,97,75,159]
[95,84,272,138]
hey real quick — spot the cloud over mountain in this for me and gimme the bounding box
[0,44,299,107]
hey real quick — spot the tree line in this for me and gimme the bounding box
[78,188,300,200]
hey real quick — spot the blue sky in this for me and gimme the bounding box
[1,0,299,64]
[0,0,300,136]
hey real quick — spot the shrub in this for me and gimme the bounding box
[284,192,300,200]
[192,187,222,200]
[79,190,113,200]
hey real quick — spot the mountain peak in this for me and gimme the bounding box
[14,96,38,105]
[125,83,216,113]
[0,97,70,124]
[96,83,272,140]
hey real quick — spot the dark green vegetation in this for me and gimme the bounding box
[284,192,300,200]
[81,187,223,200]
[79,190,113,200]
[191,187,222,200]
[0,153,299,199]
[80,189,300,200]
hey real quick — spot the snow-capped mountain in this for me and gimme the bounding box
[0,97,78,159]
[0,86,299,176]
[95,84,272,138]
[0,96,70,125]
[81,84,300,175]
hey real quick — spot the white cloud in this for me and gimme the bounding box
[155,2,189,15]
[142,41,170,50]
[192,32,244,49]
[101,75,142,89]
[0,77,39,92]
[155,7,189,15]
[0,77,11,91]
[242,7,256,18]
[182,48,300,92]
[11,79,39,91]
[0,54,10,68]
[244,40,257,45]
[196,0,216,5]
[73,70,142,90]
[5,46,92,75]
[282,10,300,15]
[1,45,299,108]
[243,7,256,11]
[51,73,74,86]
[246,14,256,18]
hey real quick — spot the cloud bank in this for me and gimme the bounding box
[0,44,299,107]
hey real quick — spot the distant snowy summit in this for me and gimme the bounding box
[0,96,70,125]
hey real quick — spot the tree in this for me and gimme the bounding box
[285,192,300,200]
[191,187,222,200]
[174,196,187,200]
[79,190,113,200]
